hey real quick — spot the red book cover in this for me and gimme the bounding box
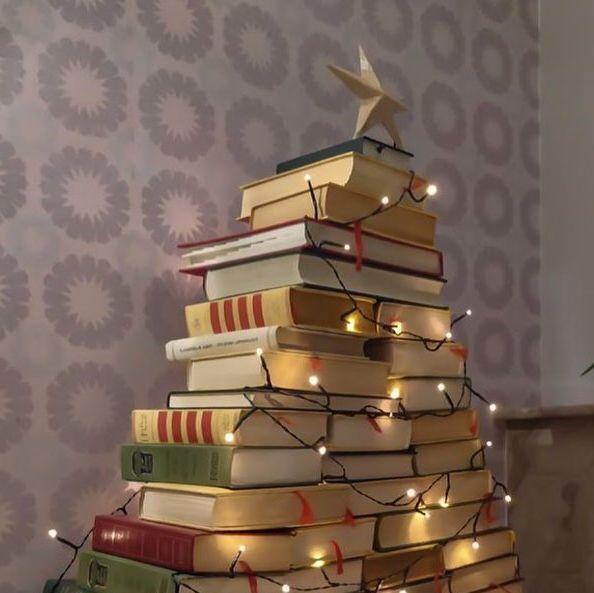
[92,515,197,571]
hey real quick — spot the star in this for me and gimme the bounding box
[328,46,407,147]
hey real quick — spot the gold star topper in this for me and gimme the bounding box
[328,46,406,147]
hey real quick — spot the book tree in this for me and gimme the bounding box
[45,47,522,593]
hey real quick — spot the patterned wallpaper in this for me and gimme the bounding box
[0,1,539,590]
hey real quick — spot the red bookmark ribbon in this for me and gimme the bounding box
[450,344,468,360]
[293,491,314,524]
[310,356,322,372]
[482,494,495,525]
[342,507,356,527]
[353,222,363,271]
[238,561,258,593]
[366,416,383,433]
[330,540,344,575]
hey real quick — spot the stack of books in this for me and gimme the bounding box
[45,137,522,593]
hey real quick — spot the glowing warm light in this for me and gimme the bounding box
[344,243,351,251]
[427,184,437,196]
[472,540,480,551]
[345,317,356,332]
[224,432,235,443]
[238,544,247,553]
[423,511,431,519]
[398,590,408,593]
[308,375,319,386]
[48,529,58,539]
[304,174,312,182]
[466,309,472,316]
[486,440,493,448]
[312,559,325,568]
[390,387,401,400]
[381,196,389,205]
[391,321,403,335]
[406,488,417,498]
[445,331,452,340]
[439,498,449,508]
[282,585,291,593]
[256,348,263,357]
[437,383,446,392]
[505,494,512,504]
[489,403,498,413]
[317,445,327,456]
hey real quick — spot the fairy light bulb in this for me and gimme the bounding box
[472,540,480,551]
[224,432,235,443]
[398,590,408,593]
[381,195,389,205]
[423,511,431,519]
[48,528,58,539]
[505,494,512,504]
[466,309,472,316]
[345,317,356,332]
[304,174,312,183]
[486,440,493,448]
[308,375,319,386]
[437,383,446,392]
[390,387,401,400]
[439,498,449,508]
[427,184,437,196]
[445,331,452,340]
[317,444,327,456]
[256,348,263,357]
[489,403,498,413]
[312,559,325,568]
[343,243,351,251]
[238,544,247,553]
[391,321,403,335]
[282,585,291,593]
[406,488,417,498]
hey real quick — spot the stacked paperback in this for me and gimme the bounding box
[45,137,522,593]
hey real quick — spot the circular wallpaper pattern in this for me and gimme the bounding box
[363,0,413,52]
[421,81,466,150]
[420,4,465,75]
[473,246,514,309]
[0,135,26,223]
[0,359,32,453]
[472,28,512,94]
[0,247,29,339]
[0,27,24,104]
[473,101,513,165]
[473,174,513,237]
[49,0,125,31]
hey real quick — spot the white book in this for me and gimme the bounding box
[449,556,519,593]
[191,250,445,304]
[387,377,469,412]
[327,414,411,452]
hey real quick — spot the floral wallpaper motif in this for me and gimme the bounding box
[0,1,539,589]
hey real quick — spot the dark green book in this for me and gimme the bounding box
[77,551,177,593]
[276,136,413,174]
[43,580,89,593]
[121,443,320,488]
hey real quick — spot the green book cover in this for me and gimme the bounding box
[275,135,413,174]
[120,443,235,486]
[77,551,176,593]
[44,580,89,593]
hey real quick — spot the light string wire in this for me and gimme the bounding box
[48,170,513,592]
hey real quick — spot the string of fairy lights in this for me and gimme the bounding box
[46,171,519,593]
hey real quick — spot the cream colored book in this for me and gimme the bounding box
[327,414,411,452]
[348,470,492,517]
[376,301,451,340]
[131,408,327,447]
[365,338,465,377]
[363,544,444,590]
[186,350,390,396]
[449,555,519,593]
[386,377,469,412]
[240,152,429,219]
[140,482,350,531]
[443,529,516,570]
[410,409,478,444]
[466,580,523,593]
[375,499,506,551]
[184,286,377,337]
[415,439,486,475]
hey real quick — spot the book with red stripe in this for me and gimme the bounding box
[132,409,327,447]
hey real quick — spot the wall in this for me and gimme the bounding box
[540,0,594,405]
[0,1,538,590]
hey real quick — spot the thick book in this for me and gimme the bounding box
[185,350,390,396]
[276,136,413,174]
[375,499,506,551]
[240,152,428,218]
[365,575,448,593]
[375,301,451,340]
[323,438,485,482]
[139,482,351,531]
[387,377,469,412]
[443,529,516,570]
[448,555,519,593]
[166,326,368,360]
[365,338,465,377]
[348,470,492,516]
[121,443,321,488]
[184,286,377,337]
[92,514,375,572]
[468,580,523,593]
[167,389,402,415]
[179,218,443,277]
[182,249,445,305]
[327,414,411,452]
[249,183,436,246]
[363,544,444,590]
[131,408,327,447]
[43,581,86,593]
[79,550,363,593]
[410,409,479,444]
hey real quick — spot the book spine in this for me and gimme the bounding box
[185,288,293,337]
[120,444,234,487]
[77,551,176,593]
[165,326,279,360]
[92,516,195,572]
[132,409,242,445]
